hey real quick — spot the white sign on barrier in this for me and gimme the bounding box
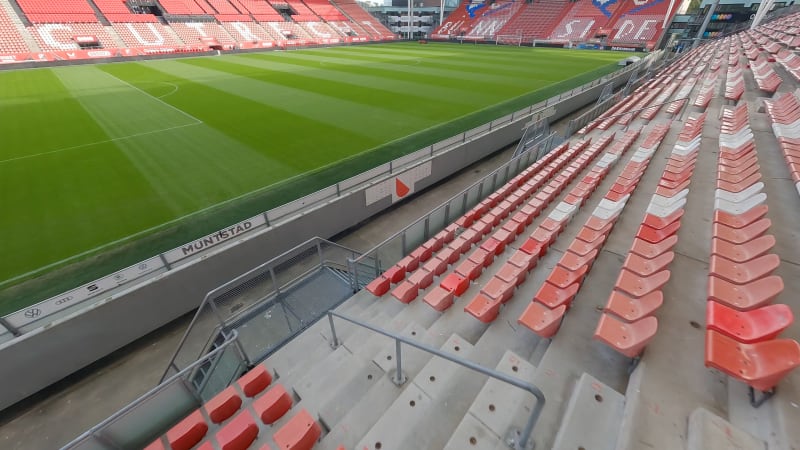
[6,256,165,328]
[162,215,267,264]
[365,161,432,206]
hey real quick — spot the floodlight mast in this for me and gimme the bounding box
[693,0,720,49]
[440,0,445,30]
[408,0,413,39]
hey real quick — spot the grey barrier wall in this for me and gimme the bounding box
[0,56,649,412]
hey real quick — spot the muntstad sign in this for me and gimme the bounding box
[162,215,267,264]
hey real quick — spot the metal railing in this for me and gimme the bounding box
[63,330,244,450]
[346,130,561,287]
[161,237,364,382]
[327,311,545,450]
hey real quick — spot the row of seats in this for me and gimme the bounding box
[366,138,579,298]
[725,64,744,102]
[764,91,800,197]
[693,69,718,109]
[639,78,677,120]
[594,113,705,359]
[665,75,695,115]
[775,48,800,82]
[462,134,616,322]
[517,127,660,337]
[145,365,323,450]
[703,101,800,401]
[750,55,782,93]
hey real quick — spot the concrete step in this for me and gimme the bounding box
[318,372,409,449]
[264,326,334,382]
[687,408,765,450]
[551,373,625,450]
[355,333,485,450]
[290,344,385,432]
[443,350,537,450]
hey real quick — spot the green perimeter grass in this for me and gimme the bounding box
[0,43,628,315]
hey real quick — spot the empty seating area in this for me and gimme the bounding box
[93,0,157,22]
[169,21,237,45]
[236,0,284,21]
[705,99,800,405]
[17,0,98,23]
[158,0,214,16]
[497,0,569,39]
[285,0,321,22]
[144,364,324,450]
[764,91,800,197]
[547,0,611,41]
[303,0,346,21]
[0,5,28,53]
[4,5,800,450]
[28,22,118,50]
[609,14,663,46]
[332,0,394,38]
[112,22,186,47]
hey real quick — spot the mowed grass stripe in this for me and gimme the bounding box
[176,57,471,125]
[1,43,626,314]
[0,70,110,160]
[297,46,569,79]
[260,52,537,97]
[226,54,500,106]
[242,52,502,102]
[102,62,377,170]
[289,49,542,88]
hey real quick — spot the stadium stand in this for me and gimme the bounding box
[496,0,570,40]
[168,21,238,46]
[5,1,800,449]
[548,0,613,41]
[92,0,158,22]
[112,21,187,47]
[28,22,118,50]
[101,24,800,445]
[303,0,346,22]
[0,4,29,53]
[329,0,396,39]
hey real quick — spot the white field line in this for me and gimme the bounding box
[102,71,203,124]
[156,82,180,99]
[0,122,203,165]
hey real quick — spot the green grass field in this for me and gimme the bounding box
[0,42,627,314]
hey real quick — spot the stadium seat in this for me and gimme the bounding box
[594,314,658,358]
[604,290,663,322]
[273,409,322,450]
[166,410,208,450]
[704,330,800,393]
[204,386,243,424]
[215,410,259,450]
[707,275,784,311]
[518,302,567,338]
[706,301,794,344]
[237,365,273,398]
[253,384,293,424]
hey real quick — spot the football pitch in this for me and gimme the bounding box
[0,42,627,314]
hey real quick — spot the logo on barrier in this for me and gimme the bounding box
[55,296,74,306]
[365,162,432,206]
[24,308,42,318]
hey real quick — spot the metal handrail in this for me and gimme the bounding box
[326,311,545,450]
[63,330,241,450]
[161,237,362,382]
